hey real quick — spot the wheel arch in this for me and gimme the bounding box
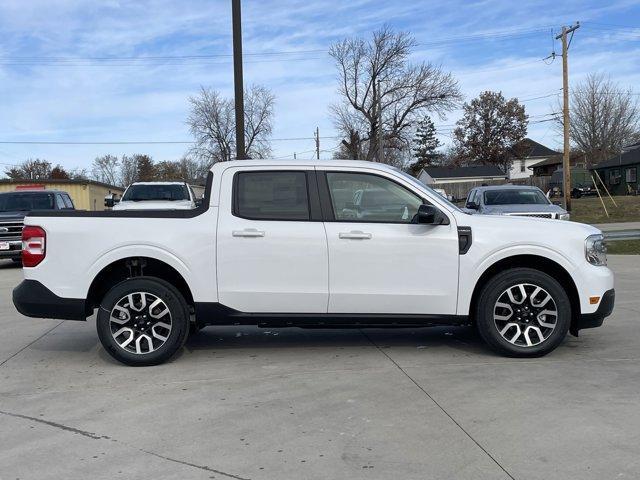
[468,254,580,332]
[86,256,194,313]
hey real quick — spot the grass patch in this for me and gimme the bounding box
[569,195,640,224]
[606,240,640,255]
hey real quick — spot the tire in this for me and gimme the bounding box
[96,277,190,366]
[475,268,571,357]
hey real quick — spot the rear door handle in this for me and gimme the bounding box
[339,230,372,240]
[232,228,265,238]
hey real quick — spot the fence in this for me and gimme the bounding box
[435,176,552,202]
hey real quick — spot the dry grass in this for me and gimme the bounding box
[569,195,640,224]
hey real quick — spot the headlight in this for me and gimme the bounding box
[558,213,570,220]
[585,234,607,266]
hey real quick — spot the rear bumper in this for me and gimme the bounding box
[0,240,22,259]
[13,280,87,321]
[571,288,615,335]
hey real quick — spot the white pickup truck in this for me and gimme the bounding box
[13,160,614,366]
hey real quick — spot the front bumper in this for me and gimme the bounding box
[571,288,615,336]
[13,280,88,321]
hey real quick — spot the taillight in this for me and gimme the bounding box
[22,226,46,267]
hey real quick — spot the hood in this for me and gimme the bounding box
[482,204,567,215]
[112,200,195,211]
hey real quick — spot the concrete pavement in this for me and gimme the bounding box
[0,257,639,480]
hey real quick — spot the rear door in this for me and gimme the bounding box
[216,167,328,313]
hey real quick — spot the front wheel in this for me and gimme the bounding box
[96,277,190,366]
[475,268,571,357]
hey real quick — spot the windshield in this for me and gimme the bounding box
[392,168,463,212]
[122,184,189,202]
[484,189,549,206]
[0,192,55,212]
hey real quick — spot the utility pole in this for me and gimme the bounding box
[314,127,320,160]
[231,0,246,159]
[377,80,383,162]
[556,22,580,211]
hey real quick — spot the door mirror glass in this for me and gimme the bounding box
[415,204,449,225]
[104,193,119,208]
[465,201,479,210]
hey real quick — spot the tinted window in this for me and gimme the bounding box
[0,193,55,212]
[55,194,66,209]
[62,194,74,209]
[122,184,189,201]
[235,171,309,220]
[326,172,422,223]
[484,189,549,205]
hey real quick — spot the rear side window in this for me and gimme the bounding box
[234,171,310,221]
[62,194,74,209]
[55,194,66,209]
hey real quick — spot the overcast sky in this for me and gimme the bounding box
[0,0,639,172]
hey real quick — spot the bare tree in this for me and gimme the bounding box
[558,73,640,166]
[120,155,139,187]
[453,91,528,173]
[329,26,461,163]
[92,154,120,186]
[187,85,275,164]
[4,159,52,180]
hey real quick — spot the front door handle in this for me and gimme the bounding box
[339,230,372,240]
[232,228,265,238]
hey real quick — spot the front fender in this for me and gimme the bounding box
[457,244,578,316]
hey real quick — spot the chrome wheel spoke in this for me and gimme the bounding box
[493,283,558,348]
[109,292,172,355]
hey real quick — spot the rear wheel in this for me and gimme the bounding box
[475,268,571,357]
[96,277,190,366]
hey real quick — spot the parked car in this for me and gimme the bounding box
[432,187,453,202]
[14,160,613,366]
[464,185,570,220]
[549,168,596,198]
[106,181,198,210]
[0,190,74,264]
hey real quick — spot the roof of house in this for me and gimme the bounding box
[591,148,640,170]
[528,155,563,169]
[512,138,559,159]
[421,165,506,179]
[0,178,123,191]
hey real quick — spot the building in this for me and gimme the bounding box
[590,144,640,195]
[417,165,507,185]
[529,152,587,177]
[508,138,559,180]
[0,179,124,211]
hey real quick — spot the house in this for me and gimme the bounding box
[508,138,559,180]
[529,152,587,177]
[590,147,640,195]
[0,178,124,211]
[417,165,507,185]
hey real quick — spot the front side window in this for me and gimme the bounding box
[55,194,66,209]
[235,171,310,221]
[326,172,423,223]
[62,194,74,209]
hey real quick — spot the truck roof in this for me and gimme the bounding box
[210,159,402,173]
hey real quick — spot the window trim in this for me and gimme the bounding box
[231,170,322,222]
[625,167,637,184]
[318,170,428,224]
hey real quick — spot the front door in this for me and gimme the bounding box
[217,167,328,313]
[320,169,459,315]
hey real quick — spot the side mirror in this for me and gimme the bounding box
[415,204,449,225]
[104,193,119,208]
[465,201,479,210]
[195,198,203,208]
